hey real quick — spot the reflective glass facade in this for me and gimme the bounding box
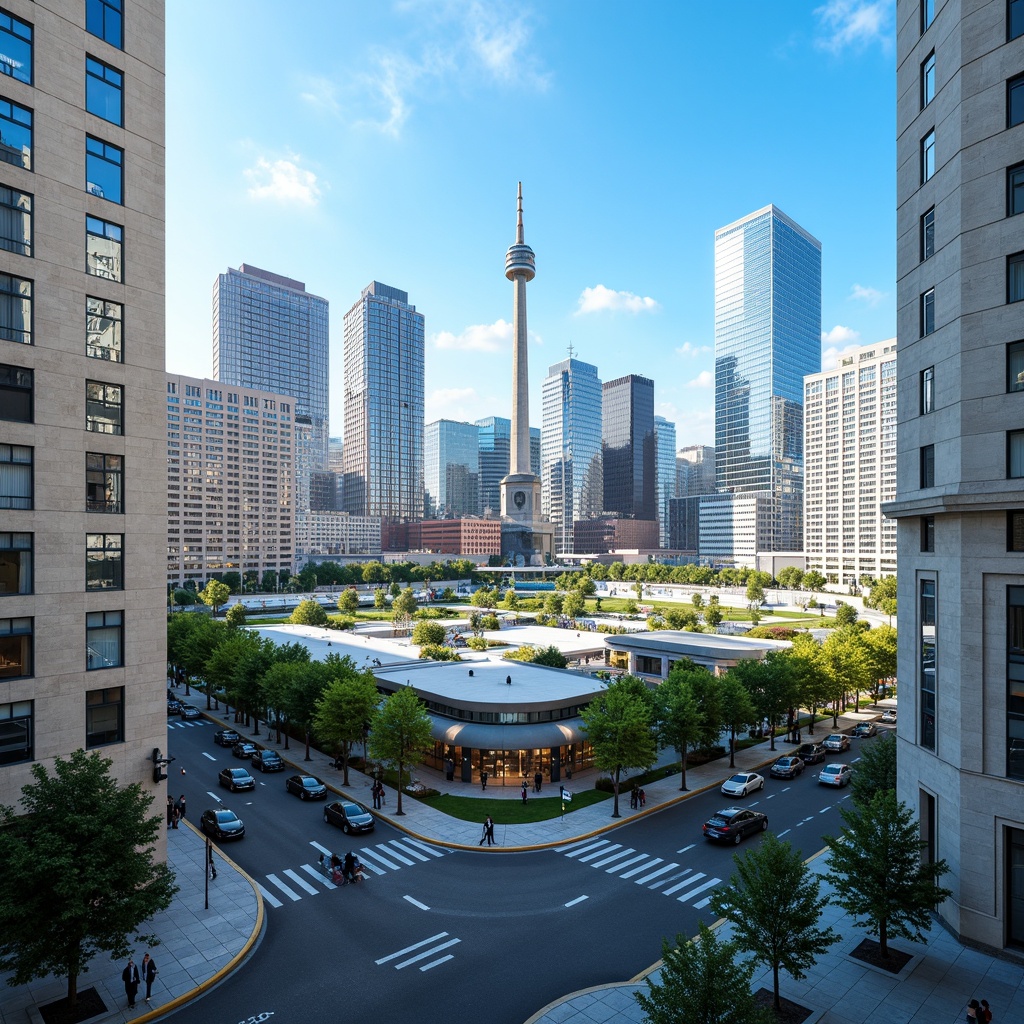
[655,416,677,549]
[424,419,479,518]
[714,205,821,551]
[477,416,540,516]
[602,374,656,521]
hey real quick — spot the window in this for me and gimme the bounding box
[920,444,935,488]
[1008,341,1024,392]
[0,361,29,420]
[1010,163,1024,217]
[1010,431,1024,478]
[0,531,29,594]
[86,381,122,434]
[86,611,122,671]
[86,216,122,281]
[921,206,935,260]
[0,10,32,85]
[1009,511,1024,551]
[0,272,30,343]
[85,137,122,204]
[0,616,31,679]
[921,51,935,108]
[86,0,122,49]
[920,579,936,751]
[1010,252,1024,303]
[1011,74,1024,129]
[85,57,122,126]
[920,366,935,413]
[921,516,935,552]
[0,98,31,170]
[922,0,934,32]
[86,296,122,362]
[86,532,122,590]
[921,129,936,183]
[1013,0,1024,41]
[86,452,122,513]
[920,288,935,336]
[86,686,123,746]
[1009,588,1024,782]
[0,183,29,259]
[0,443,30,509]
[0,699,32,764]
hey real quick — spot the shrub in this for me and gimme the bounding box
[419,644,460,661]
[412,621,447,646]
[466,637,489,651]
[324,616,354,631]
[480,614,500,631]
[745,625,797,640]
[594,776,616,792]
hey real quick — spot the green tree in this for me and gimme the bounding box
[834,602,859,627]
[362,562,385,584]
[865,574,897,610]
[719,674,757,768]
[368,687,434,815]
[392,586,419,625]
[825,791,952,958]
[776,566,804,590]
[705,595,723,632]
[544,591,564,615]
[312,662,379,784]
[863,625,898,701]
[296,562,318,591]
[374,587,388,609]
[472,586,497,609]
[820,626,872,724]
[636,922,771,1024]
[728,654,797,751]
[850,732,897,804]
[221,570,242,593]
[0,751,178,1007]
[784,636,828,735]
[563,591,585,620]
[655,669,705,790]
[225,602,247,628]
[337,589,360,615]
[501,588,520,610]
[290,598,328,626]
[412,620,447,647]
[198,579,230,615]
[575,575,597,596]
[665,608,699,630]
[172,587,196,607]
[260,569,278,593]
[529,644,567,668]
[802,570,826,592]
[419,643,460,661]
[390,580,402,598]
[745,578,766,609]
[709,833,838,1012]
[581,676,656,817]
[167,611,223,698]
[691,592,704,613]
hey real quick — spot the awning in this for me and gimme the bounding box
[426,714,586,750]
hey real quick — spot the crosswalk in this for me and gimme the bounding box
[256,836,450,909]
[554,838,722,909]
[167,718,209,729]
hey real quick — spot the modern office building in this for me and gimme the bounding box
[166,375,294,589]
[697,493,771,567]
[476,416,540,516]
[540,356,603,555]
[655,415,677,549]
[714,204,821,553]
[572,517,659,554]
[424,419,479,519]
[677,445,717,498]
[804,342,898,585]
[0,1,167,819]
[602,374,656,521]
[212,265,328,513]
[342,281,424,524]
[884,0,1024,952]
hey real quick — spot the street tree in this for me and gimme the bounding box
[784,634,827,735]
[691,592,704,613]
[820,626,873,724]
[728,654,797,751]
[719,674,757,768]
[850,731,897,804]
[575,575,597,596]
[0,751,178,1007]
[825,791,952,959]
[544,591,564,615]
[709,833,837,1012]
[225,602,246,628]
[581,675,656,816]
[198,579,230,616]
[172,587,196,607]
[221,570,242,593]
[313,660,379,784]
[655,670,705,790]
[562,591,585,620]
[260,570,277,593]
[374,587,388,609]
[776,566,804,590]
[745,577,766,609]
[337,588,360,615]
[863,625,898,701]
[290,598,328,626]
[167,611,223,695]
[368,686,434,815]
[865,574,897,611]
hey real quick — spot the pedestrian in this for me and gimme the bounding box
[480,769,488,791]
[166,795,174,828]
[479,818,488,846]
[171,804,180,829]
[371,781,380,810]
[639,787,646,808]
[565,762,572,780]
[980,999,993,1023]
[967,999,981,1022]
[141,952,158,1003]
[122,957,140,1009]
[484,815,495,846]
[534,770,542,793]
[521,782,528,804]
[379,782,386,806]
[208,846,217,880]
[630,785,638,809]
[176,794,186,821]
[445,757,454,782]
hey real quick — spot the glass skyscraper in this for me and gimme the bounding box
[476,417,540,516]
[602,374,656,521]
[714,205,821,552]
[541,357,603,555]
[424,419,480,518]
[342,282,424,522]
[655,415,677,549]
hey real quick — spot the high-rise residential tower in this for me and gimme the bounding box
[424,419,479,518]
[342,281,424,523]
[0,1,167,824]
[602,374,656,521]
[541,355,603,555]
[714,204,821,553]
[655,415,677,549]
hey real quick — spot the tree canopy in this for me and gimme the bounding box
[368,687,433,815]
[312,660,379,784]
[290,598,328,626]
[337,588,360,614]
[850,732,897,804]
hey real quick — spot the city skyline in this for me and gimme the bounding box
[164,2,897,447]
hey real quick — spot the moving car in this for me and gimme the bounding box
[200,807,245,841]
[797,742,827,765]
[178,703,201,720]
[218,767,255,792]
[702,807,769,845]
[818,763,853,787]
[323,800,375,834]
[213,728,240,747]
[769,755,804,780]
[880,709,898,723]
[853,722,877,738]
[167,699,182,717]
[251,748,284,772]
[232,740,257,759]
[720,772,765,797]
[286,774,327,800]
[823,733,850,752]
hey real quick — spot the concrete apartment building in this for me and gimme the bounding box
[294,510,381,563]
[407,518,502,556]
[0,1,167,818]
[887,0,1024,950]
[166,374,294,589]
[804,341,898,585]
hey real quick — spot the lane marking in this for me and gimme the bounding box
[749,801,761,807]
[579,843,622,864]
[819,807,832,814]
[284,868,318,895]
[765,793,776,799]
[634,862,678,885]
[202,752,216,761]
[389,840,430,862]
[673,877,720,903]
[380,843,416,866]
[676,844,695,854]
[206,791,222,803]
[420,954,454,971]
[564,895,589,908]
[404,895,430,911]
[662,871,701,896]
[300,863,336,889]
[590,847,635,869]
[375,932,449,965]
[556,837,602,853]
[620,857,662,879]
[257,883,283,908]
[395,938,461,970]
[606,853,649,874]
[777,829,791,839]
[359,847,398,872]
[265,874,301,901]
[564,840,610,859]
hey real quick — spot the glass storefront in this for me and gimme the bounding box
[425,739,594,787]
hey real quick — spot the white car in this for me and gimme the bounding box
[880,709,897,723]
[818,763,853,787]
[823,733,850,752]
[721,772,765,797]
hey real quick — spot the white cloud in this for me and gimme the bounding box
[432,319,512,353]
[821,342,866,371]
[465,3,552,90]
[299,76,341,116]
[814,1,892,52]
[244,156,322,207]
[821,324,861,346]
[575,284,660,316]
[849,283,884,307]
[657,399,715,447]
[676,341,711,358]
[425,385,502,424]
[686,370,714,389]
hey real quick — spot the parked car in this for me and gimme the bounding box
[818,763,854,787]
[218,767,255,792]
[167,699,182,716]
[823,733,851,752]
[720,772,765,797]
[769,755,804,780]
[702,807,769,845]
[797,742,827,765]
[213,728,241,747]
[200,807,245,841]
[232,740,258,759]
[853,722,877,738]
[880,709,898,723]
[286,774,327,800]
[323,800,375,834]
[251,749,284,772]
[178,703,201,720]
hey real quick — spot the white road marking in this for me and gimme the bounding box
[310,840,332,855]
[651,868,691,891]
[375,932,449,965]
[380,843,416,866]
[395,938,460,970]
[300,863,336,889]
[620,857,662,879]
[765,793,776,799]
[590,847,635,869]
[579,843,622,864]
[674,877,720,903]
[257,884,282,908]
[564,895,589,908]
[606,853,649,874]
[206,791,222,803]
[564,840,610,859]
[556,837,602,853]
[819,806,832,814]
[265,874,301,901]
[782,787,792,792]
[389,840,430,862]
[749,800,761,807]
[359,847,399,871]
[419,954,454,971]
[403,838,446,858]
[202,752,216,761]
[662,871,701,896]
[634,862,678,885]
[676,844,695,854]
[693,897,713,909]
[777,829,791,838]
[404,895,430,911]
[284,869,318,895]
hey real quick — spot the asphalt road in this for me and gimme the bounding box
[162,713,890,1024]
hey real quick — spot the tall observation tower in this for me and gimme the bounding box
[499,183,554,564]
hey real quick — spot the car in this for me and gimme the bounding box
[702,807,769,845]
[818,763,853,787]
[720,771,765,797]
[797,742,827,765]
[286,774,327,800]
[251,748,284,772]
[324,800,375,834]
[232,740,257,759]
[853,722,878,738]
[218,767,255,792]
[200,807,245,841]
[178,703,201,719]
[769,755,804,780]
[823,733,851,752]
[880,709,898,723]
[213,728,241,747]
[167,699,182,716]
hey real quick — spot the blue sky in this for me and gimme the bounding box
[165,1,896,447]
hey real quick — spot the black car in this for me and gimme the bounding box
[218,767,255,792]
[213,728,240,747]
[769,755,804,779]
[232,740,257,759]
[178,704,201,719]
[251,749,284,772]
[797,742,827,765]
[324,800,375,834]
[702,807,769,845]
[285,774,327,800]
[200,807,245,841]
[167,699,182,717]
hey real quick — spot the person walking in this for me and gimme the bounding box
[639,787,646,808]
[484,815,495,846]
[980,999,993,1023]
[534,770,542,793]
[122,958,141,1009]
[521,782,528,804]
[478,818,489,846]
[141,953,158,1003]
[176,794,187,822]
[480,769,488,791]
[371,781,381,810]
[630,785,638,809]
[171,804,180,829]
[166,795,174,828]
[967,999,981,1022]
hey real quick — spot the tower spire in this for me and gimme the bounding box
[516,181,524,244]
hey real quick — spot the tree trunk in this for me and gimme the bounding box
[728,728,736,768]
[396,758,405,815]
[612,767,621,817]
[342,741,350,786]
[67,968,78,1007]
[769,720,776,751]
[680,748,689,791]
[773,963,781,1011]
[879,918,888,958]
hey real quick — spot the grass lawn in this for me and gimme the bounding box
[419,787,610,823]
[583,596,837,627]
